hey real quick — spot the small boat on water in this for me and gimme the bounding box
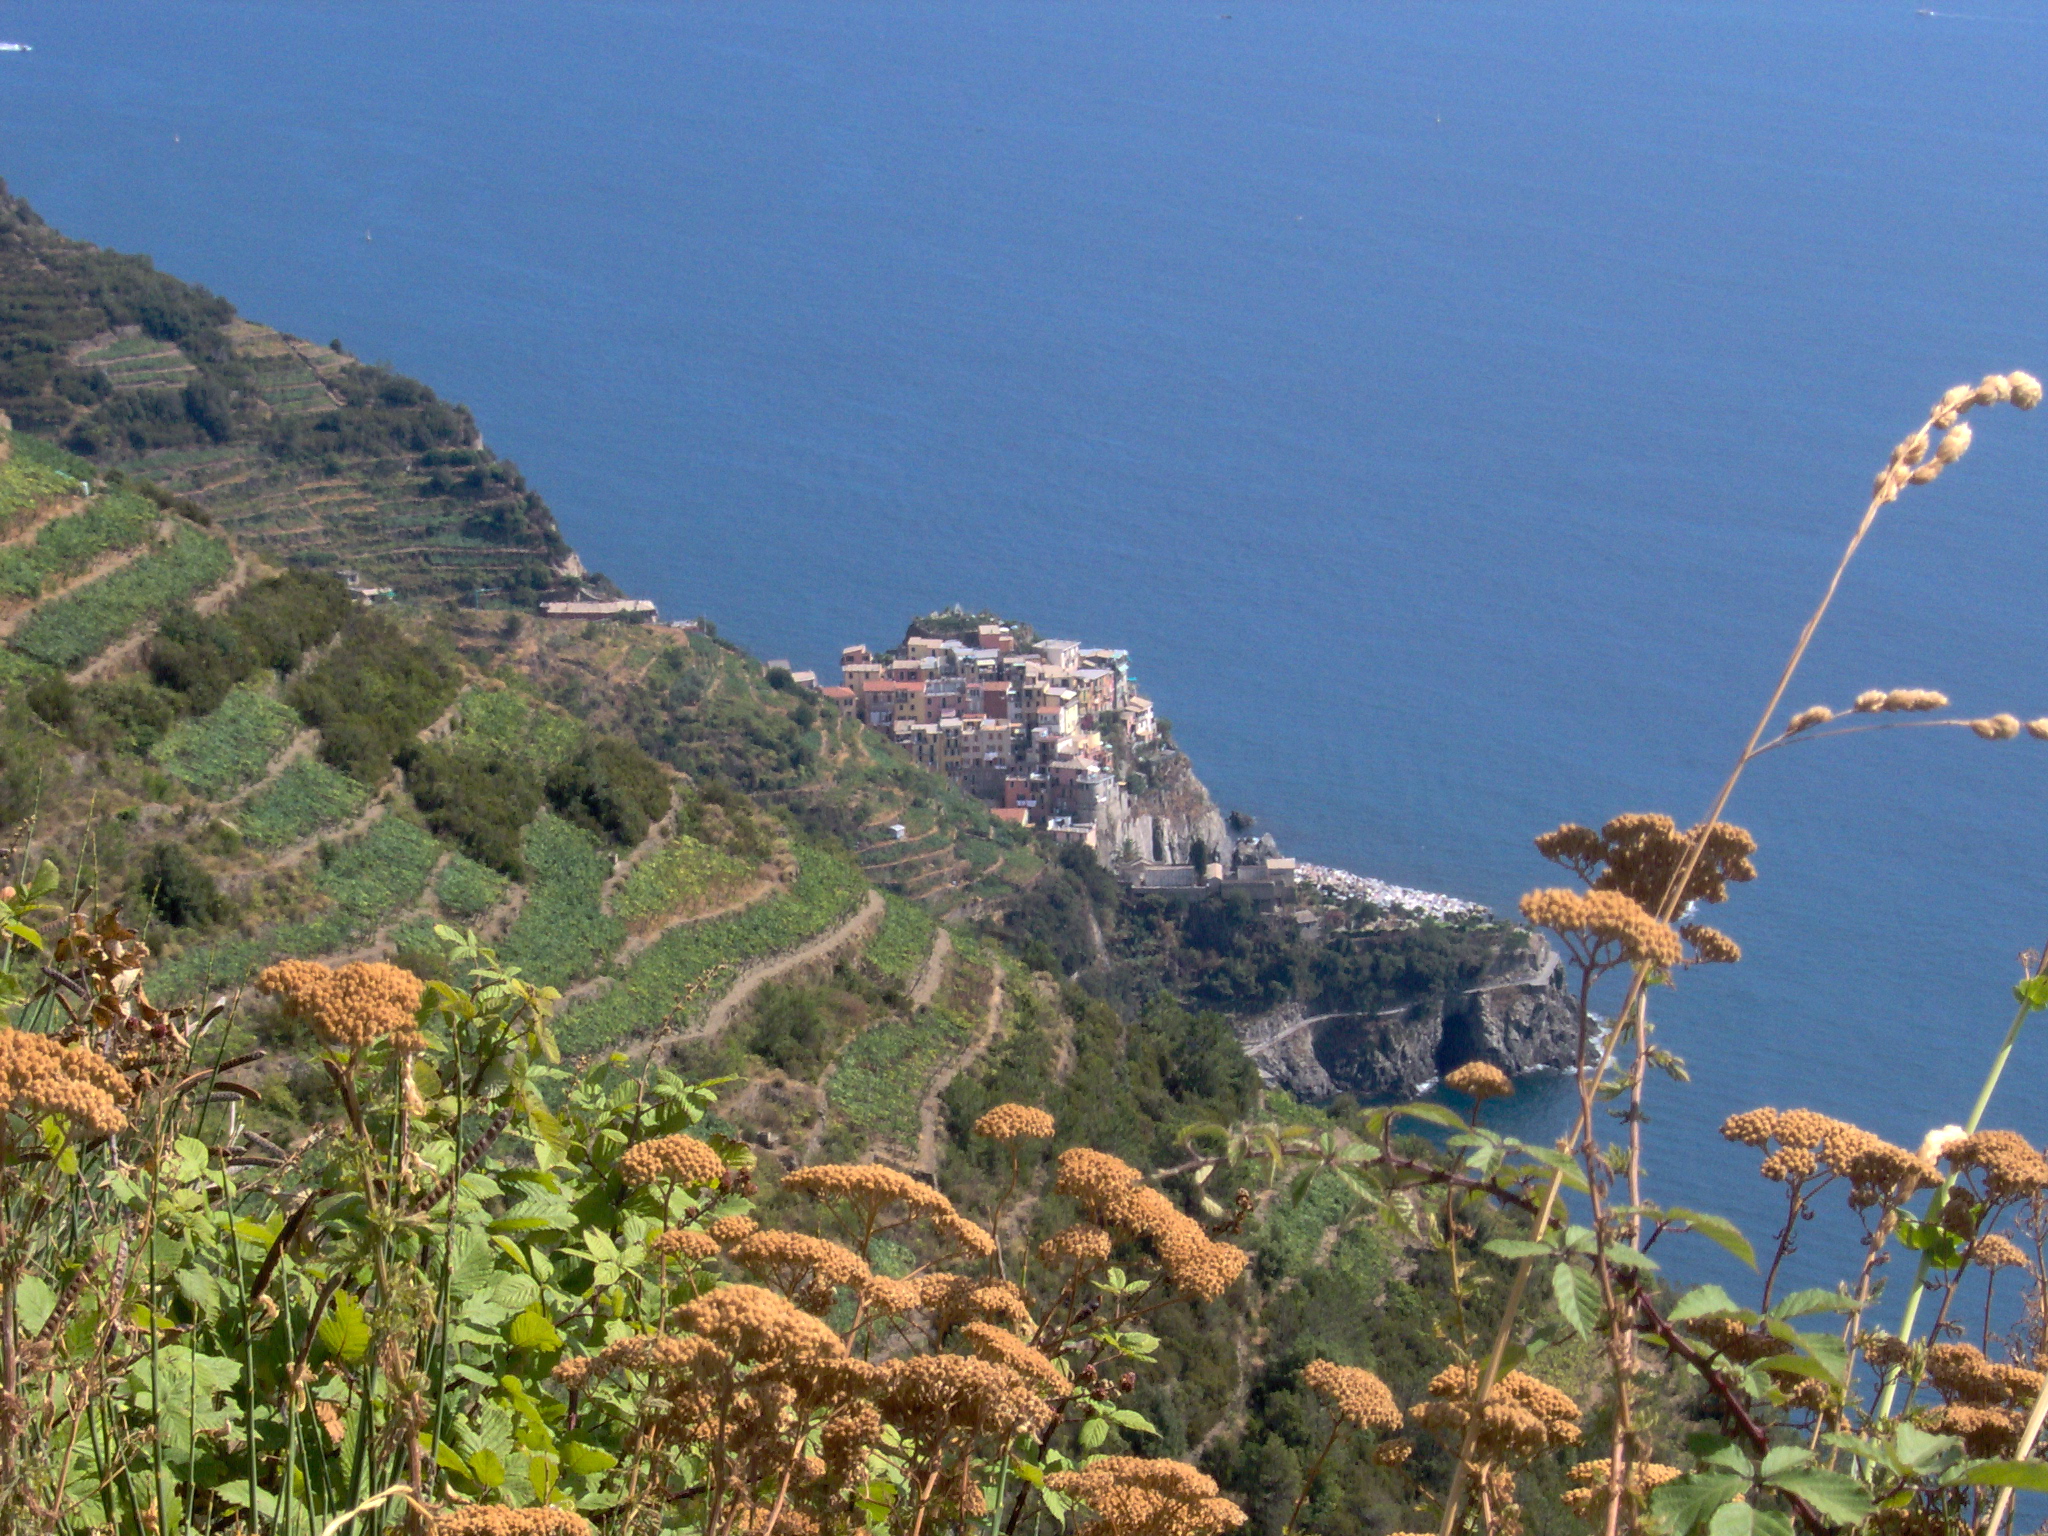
[0,42,32,52]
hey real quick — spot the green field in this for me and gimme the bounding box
[554,844,867,1055]
[0,488,157,599]
[8,523,233,669]
[0,433,86,536]
[828,1004,977,1144]
[453,686,584,769]
[236,758,370,846]
[497,813,626,986]
[610,835,753,926]
[436,853,511,918]
[149,814,443,1000]
[864,893,937,981]
[152,686,302,799]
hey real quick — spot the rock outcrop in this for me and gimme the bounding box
[1234,936,1579,1100]
[1090,747,1228,869]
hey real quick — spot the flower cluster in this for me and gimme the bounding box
[617,1133,727,1189]
[1872,372,2040,506]
[781,1162,954,1221]
[728,1230,871,1310]
[973,1102,1055,1142]
[648,1227,720,1260]
[0,1026,131,1138]
[1303,1359,1401,1433]
[1409,1365,1582,1462]
[1533,812,1757,911]
[1053,1148,1250,1302]
[1441,1061,1512,1103]
[1944,1129,2048,1201]
[1720,1107,1935,1206]
[1559,1458,1681,1518]
[257,959,424,1052]
[434,1510,595,1536]
[1046,1456,1247,1536]
[1518,887,1683,970]
[1038,1223,1114,1270]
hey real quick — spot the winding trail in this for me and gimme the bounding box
[908,927,952,1009]
[632,889,886,1063]
[915,967,1006,1176]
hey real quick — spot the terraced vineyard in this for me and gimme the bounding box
[611,834,755,927]
[236,758,370,846]
[864,893,938,981]
[152,686,302,798]
[435,853,511,918]
[0,434,87,537]
[497,813,627,985]
[453,685,584,768]
[555,844,867,1055]
[7,521,232,668]
[0,488,158,598]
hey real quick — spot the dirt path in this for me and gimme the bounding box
[915,968,1006,1176]
[68,546,249,684]
[636,889,886,1062]
[908,927,952,1009]
[222,785,394,896]
[0,494,83,553]
[219,729,318,815]
[0,527,156,641]
[551,877,786,1011]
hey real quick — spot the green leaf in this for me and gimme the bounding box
[174,1266,222,1318]
[1650,1473,1747,1535]
[434,1441,471,1477]
[1108,1408,1157,1434]
[1768,1288,1860,1320]
[507,1304,563,1352]
[316,1291,370,1362]
[1758,1447,1811,1478]
[1665,1208,1756,1269]
[1392,1101,1469,1129]
[1669,1284,1744,1323]
[2013,974,2048,1010]
[1962,1460,2048,1492]
[1078,1416,1108,1451]
[1484,1239,1556,1261]
[1769,1467,1874,1524]
[562,1441,618,1477]
[1552,1259,1601,1339]
[468,1447,507,1490]
[1891,1424,1962,1475]
[13,1277,55,1336]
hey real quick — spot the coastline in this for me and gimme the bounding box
[1293,860,1490,921]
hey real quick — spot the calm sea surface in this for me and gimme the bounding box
[5,0,2048,1291]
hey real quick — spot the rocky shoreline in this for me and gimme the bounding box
[1294,861,1490,921]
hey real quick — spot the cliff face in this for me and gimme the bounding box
[1091,747,1228,867]
[1233,937,1579,1100]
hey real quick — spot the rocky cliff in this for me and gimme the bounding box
[1092,746,1228,868]
[1233,937,1579,1100]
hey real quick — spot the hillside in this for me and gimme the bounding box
[0,195,1607,1536]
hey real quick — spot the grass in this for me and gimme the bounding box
[865,894,937,982]
[828,1005,977,1145]
[497,813,626,986]
[554,844,867,1055]
[8,523,233,669]
[236,758,370,846]
[151,686,302,799]
[436,853,511,918]
[149,814,442,1000]
[454,686,584,769]
[611,835,754,927]
[0,433,87,536]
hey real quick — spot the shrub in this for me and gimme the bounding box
[148,569,350,711]
[545,734,672,847]
[401,740,541,876]
[287,610,459,781]
[133,840,232,927]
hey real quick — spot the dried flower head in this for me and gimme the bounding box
[1560,1460,1681,1518]
[1303,1359,1402,1433]
[1760,1146,1819,1184]
[0,1027,131,1137]
[2027,719,2048,741]
[1534,813,1756,913]
[1787,705,1834,734]
[1055,1147,1147,1205]
[1518,887,1683,969]
[618,1133,727,1189]
[1442,1061,1513,1102]
[974,1103,1056,1142]
[1681,923,1742,965]
[1947,1130,2048,1201]
[1410,1365,1581,1460]
[1882,689,1949,712]
[962,1321,1064,1391]
[1046,1457,1247,1536]
[708,1214,759,1245]
[878,1353,1054,1436]
[1973,1234,2029,1271]
[1039,1223,1114,1270]
[1926,1342,2041,1408]
[1920,1403,2024,1459]
[1971,714,2023,740]
[936,1212,997,1258]
[434,1510,596,1536]
[672,1283,846,1364]
[1722,1108,1781,1148]
[257,960,424,1052]
[1919,1125,1968,1163]
[1853,690,1889,713]
[858,1274,923,1314]
[781,1162,956,1220]
[728,1230,871,1308]
[2012,371,2044,409]
[649,1228,720,1260]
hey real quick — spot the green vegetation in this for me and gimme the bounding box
[555,843,866,1054]
[611,834,754,926]
[0,431,85,533]
[453,684,583,768]
[0,486,156,597]
[401,739,542,876]
[149,684,301,798]
[865,892,937,980]
[150,813,441,997]
[545,734,672,847]
[147,568,351,711]
[6,521,231,668]
[286,609,460,780]
[497,812,626,986]
[133,840,233,928]
[435,851,512,917]
[828,1003,977,1143]
[235,756,370,845]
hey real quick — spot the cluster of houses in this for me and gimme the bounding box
[799,623,1157,846]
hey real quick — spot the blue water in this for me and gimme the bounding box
[6,0,2048,1295]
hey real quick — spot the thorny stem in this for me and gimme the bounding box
[1282,1422,1345,1536]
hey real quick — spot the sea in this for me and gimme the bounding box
[4,0,2048,1298]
